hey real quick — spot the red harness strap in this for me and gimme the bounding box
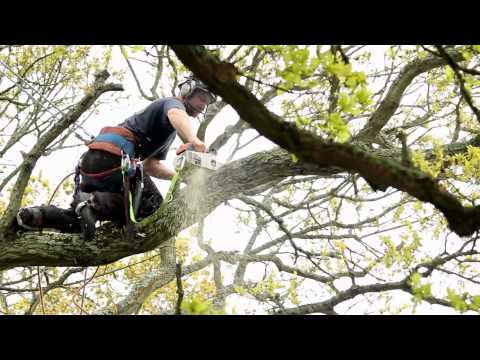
[87,126,139,157]
[79,166,122,179]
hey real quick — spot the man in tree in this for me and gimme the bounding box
[15,75,215,240]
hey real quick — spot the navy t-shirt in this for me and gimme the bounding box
[120,97,186,160]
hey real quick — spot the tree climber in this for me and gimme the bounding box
[15,75,216,240]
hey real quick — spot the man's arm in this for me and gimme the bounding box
[167,108,206,152]
[143,158,175,180]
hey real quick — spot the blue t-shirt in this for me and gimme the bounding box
[120,97,186,160]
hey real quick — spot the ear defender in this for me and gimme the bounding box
[179,81,192,97]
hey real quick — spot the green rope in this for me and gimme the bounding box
[120,154,140,224]
[163,171,181,205]
[128,191,138,223]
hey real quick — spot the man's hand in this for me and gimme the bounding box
[191,139,206,153]
[176,139,207,155]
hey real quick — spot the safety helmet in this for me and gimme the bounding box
[178,75,217,104]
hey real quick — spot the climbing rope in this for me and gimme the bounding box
[46,171,76,206]
[163,171,181,204]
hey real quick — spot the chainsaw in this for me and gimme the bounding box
[174,143,222,171]
[163,143,221,204]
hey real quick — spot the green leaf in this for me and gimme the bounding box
[471,295,480,309]
[355,71,367,84]
[326,62,352,78]
[338,93,353,113]
[295,116,311,127]
[53,45,68,56]
[181,297,211,315]
[345,76,357,89]
[420,284,432,298]
[131,45,145,53]
[445,67,454,82]
[461,49,472,62]
[409,272,422,288]
[447,288,468,312]
[326,112,351,142]
[355,85,373,106]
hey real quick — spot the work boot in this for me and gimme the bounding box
[16,207,43,230]
[16,206,81,233]
[76,202,98,241]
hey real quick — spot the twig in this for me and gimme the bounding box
[79,267,88,315]
[37,266,46,315]
[238,195,301,261]
[119,46,155,101]
[175,262,184,315]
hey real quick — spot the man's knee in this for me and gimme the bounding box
[74,191,125,223]
[91,191,125,222]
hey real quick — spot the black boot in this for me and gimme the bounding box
[16,206,81,233]
[16,207,43,230]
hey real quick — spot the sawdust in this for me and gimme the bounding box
[161,166,210,237]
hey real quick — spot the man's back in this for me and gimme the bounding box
[121,97,186,160]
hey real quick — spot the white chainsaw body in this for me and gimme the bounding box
[174,150,221,171]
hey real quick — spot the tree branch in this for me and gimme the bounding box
[434,45,480,125]
[119,46,155,101]
[175,262,184,315]
[355,50,464,140]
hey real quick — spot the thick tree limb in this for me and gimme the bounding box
[0,148,326,270]
[197,100,227,142]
